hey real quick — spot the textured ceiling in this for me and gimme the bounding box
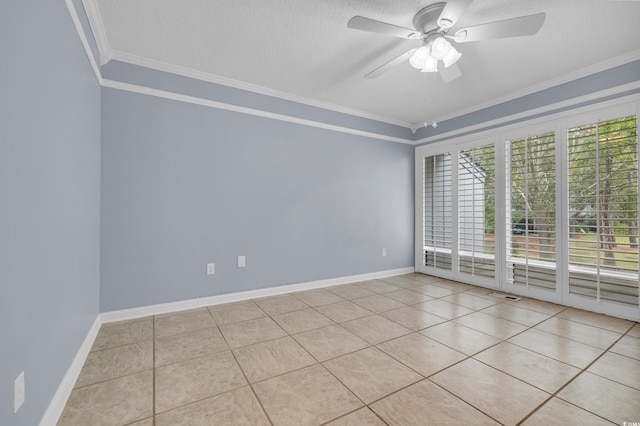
[91,0,640,127]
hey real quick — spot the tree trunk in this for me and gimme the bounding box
[538,211,555,260]
[629,219,638,249]
[599,156,617,266]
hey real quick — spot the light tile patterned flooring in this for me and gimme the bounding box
[59,273,640,425]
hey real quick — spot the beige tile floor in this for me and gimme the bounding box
[58,273,640,425]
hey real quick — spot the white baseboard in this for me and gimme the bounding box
[39,316,103,426]
[100,267,415,323]
[40,266,414,425]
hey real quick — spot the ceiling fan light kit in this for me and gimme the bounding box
[409,46,431,70]
[347,0,546,82]
[430,36,450,59]
[441,44,462,68]
[422,55,439,73]
[408,38,460,73]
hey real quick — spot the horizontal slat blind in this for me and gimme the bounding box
[506,132,557,289]
[459,144,495,278]
[424,154,452,271]
[567,116,639,305]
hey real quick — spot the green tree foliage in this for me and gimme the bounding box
[568,116,637,270]
[510,132,556,260]
[460,145,496,234]
[502,117,637,270]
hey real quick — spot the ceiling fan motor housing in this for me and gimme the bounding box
[413,3,447,35]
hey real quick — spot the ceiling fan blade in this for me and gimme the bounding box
[348,16,423,39]
[437,0,474,29]
[454,12,546,43]
[364,49,417,79]
[439,62,462,83]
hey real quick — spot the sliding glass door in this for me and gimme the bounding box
[566,114,639,315]
[503,129,560,301]
[417,140,499,289]
[458,144,496,279]
[422,153,453,271]
[415,100,639,320]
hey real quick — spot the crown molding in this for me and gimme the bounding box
[414,82,640,146]
[106,49,414,130]
[64,0,101,84]
[81,0,111,65]
[68,0,639,144]
[102,79,415,145]
[411,50,640,130]
[65,0,413,142]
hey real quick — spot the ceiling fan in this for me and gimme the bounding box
[347,0,546,82]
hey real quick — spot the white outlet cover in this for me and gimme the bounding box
[238,256,246,268]
[14,371,25,414]
[206,263,215,275]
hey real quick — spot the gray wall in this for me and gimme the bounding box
[0,1,101,425]
[101,61,415,141]
[100,88,415,311]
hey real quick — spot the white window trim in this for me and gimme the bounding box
[415,92,640,321]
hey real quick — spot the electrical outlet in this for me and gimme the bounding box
[238,256,246,268]
[206,263,215,275]
[382,248,387,257]
[14,371,25,414]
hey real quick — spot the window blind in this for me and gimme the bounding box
[567,116,639,305]
[506,132,557,290]
[424,154,452,270]
[459,145,495,278]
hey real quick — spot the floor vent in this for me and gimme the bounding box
[487,292,522,301]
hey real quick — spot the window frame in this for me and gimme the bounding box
[415,93,640,320]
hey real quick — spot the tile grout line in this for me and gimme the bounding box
[366,290,635,425]
[152,309,252,419]
[415,304,570,425]
[349,280,536,420]
[326,290,509,421]
[236,300,371,425]
[317,406,391,426]
[402,303,566,424]
[289,329,369,365]
[247,290,406,424]
[209,306,276,426]
[65,275,638,424]
[467,307,597,391]
[312,363,372,421]
[514,317,634,425]
[554,311,637,335]
[229,350,276,425]
[425,378,505,425]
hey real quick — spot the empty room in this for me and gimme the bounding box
[2,0,640,425]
